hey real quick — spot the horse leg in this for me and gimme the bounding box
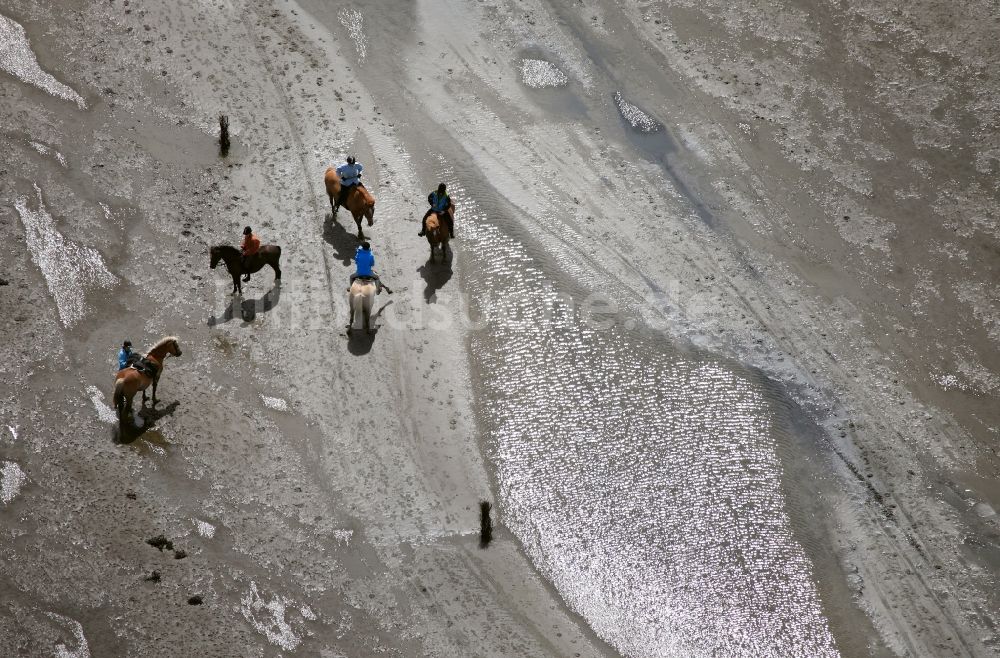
[355,216,364,239]
[348,301,355,334]
[122,392,134,425]
[365,306,371,334]
[271,260,281,281]
[152,373,159,406]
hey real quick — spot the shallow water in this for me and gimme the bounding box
[14,185,117,327]
[0,14,85,109]
[457,184,837,656]
[520,58,568,88]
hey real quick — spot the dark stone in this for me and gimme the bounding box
[187,595,203,605]
[144,570,161,583]
[173,549,187,560]
[146,535,173,552]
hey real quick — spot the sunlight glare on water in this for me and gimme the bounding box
[0,14,86,108]
[14,185,117,326]
[455,186,838,657]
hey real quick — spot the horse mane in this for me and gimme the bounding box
[211,244,240,254]
[148,335,179,352]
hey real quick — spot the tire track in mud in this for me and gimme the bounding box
[232,5,359,503]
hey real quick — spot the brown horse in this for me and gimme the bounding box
[324,167,375,239]
[210,244,282,295]
[424,212,450,264]
[112,336,182,426]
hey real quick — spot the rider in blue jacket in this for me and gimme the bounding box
[350,242,391,294]
[335,156,364,211]
[418,183,454,238]
[118,340,134,370]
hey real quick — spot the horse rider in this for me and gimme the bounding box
[118,340,134,370]
[335,156,364,212]
[351,241,392,295]
[418,182,454,238]
[240,226,261,282]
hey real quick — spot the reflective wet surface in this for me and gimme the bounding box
[14,185,117,326]
[0,14,85,108]
[454,186,837,655]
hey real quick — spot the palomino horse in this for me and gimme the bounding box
[113,336,182,426]
[324,167,375,239]
[210,244,282,296]
[424,212,450,264]
[348,278,377,334]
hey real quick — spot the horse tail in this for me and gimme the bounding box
[351,290,365,329]
[113,378,127,412]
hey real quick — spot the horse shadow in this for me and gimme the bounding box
[323,212,359,265]
[114,400,180,444]
[417,251,453,303]
[345,300,393,355]
[208,282,282,326]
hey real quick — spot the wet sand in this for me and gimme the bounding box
[1,0,998,656]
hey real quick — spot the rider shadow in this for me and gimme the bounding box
[113,400,180,444]
[323,212,359,265]
[346,300,393,356]
[207,282,282,326]
[417,253,453,303]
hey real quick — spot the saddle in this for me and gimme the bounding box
[128,356,160,378]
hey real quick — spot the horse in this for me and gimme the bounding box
[348,278,377,334]
[210,244,282,296]
[324,167,375,239]
[112,336,182,426]
[424,212,450,264]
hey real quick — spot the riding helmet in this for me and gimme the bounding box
[438,183,447,193]
[347,156,356,165]
[243,226,252,235]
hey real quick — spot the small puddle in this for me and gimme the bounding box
[0,14,86,108]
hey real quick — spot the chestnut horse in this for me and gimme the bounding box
[324,167,375,239]
[424,212,450,264]
[210,244,282,296]
[348,278,377,334]
[112,336,183,426]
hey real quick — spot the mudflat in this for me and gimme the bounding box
[1,1,997,656]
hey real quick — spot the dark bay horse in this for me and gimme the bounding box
[113,336,182,426]
[324,167,375,239]
[210,244,282,295]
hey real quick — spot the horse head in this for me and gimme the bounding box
[209,246,221,269]
[170,338,182,358]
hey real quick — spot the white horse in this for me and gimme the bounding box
[348,278,376,334]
